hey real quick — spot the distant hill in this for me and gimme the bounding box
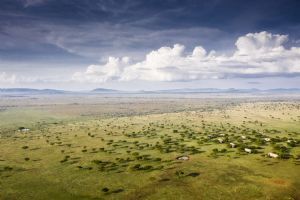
[265,88,300,93]
[149,88,261,93]
[91,88,121,93]
[0,88,67,94]
[1,87,300,95]
[144,88,300,94]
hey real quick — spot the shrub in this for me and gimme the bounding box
[175,170,185,177]
[287,141,296,147]
[187,172,200,177]
[142,165,153,170]
[154,158,162,161]
[112,189,124,193]
[132,152,139,156]
[220,148,227,153]
[279,152,291,159]
[131,164,141,170]
[4,166,13,171]
[212,148,219,153]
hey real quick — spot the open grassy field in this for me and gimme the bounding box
[0,94,299,200]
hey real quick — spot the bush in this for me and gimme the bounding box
[279,152,291,159]
[220,148,227,153]
[288,141,296,147]
[112,189,124,193]
[132,152,139,156]
[212,148,219,153]
[175,170,185,177]
[4,166,13,171]
[131,164,141,170]
[142,165,153,170]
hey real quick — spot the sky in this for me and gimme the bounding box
[0,0,300,90]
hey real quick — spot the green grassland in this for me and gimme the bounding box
[0,96,299,200]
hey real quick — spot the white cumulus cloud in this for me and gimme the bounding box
[235,32,288,55]
[0,72,16,83]
[73,31,300,82]
[72,56,131,83]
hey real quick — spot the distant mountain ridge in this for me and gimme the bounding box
[130,88,300,94]
[91,88,121,93]
[0,88,67,94]
[1,87,300,95]
[147,88,260,93]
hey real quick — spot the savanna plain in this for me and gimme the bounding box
[0,94,299,200]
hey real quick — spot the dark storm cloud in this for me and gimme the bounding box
[0,0,300,61]
[3,0,300,27]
